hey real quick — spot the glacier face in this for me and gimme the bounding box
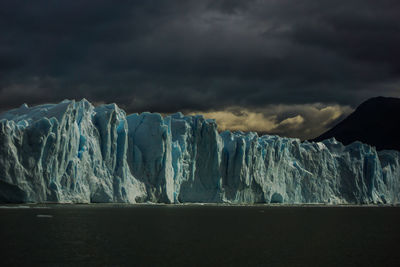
[0,99,399,204]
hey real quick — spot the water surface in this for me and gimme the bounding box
[1,204,399,266]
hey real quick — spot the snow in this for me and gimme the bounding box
[0,99,399,204]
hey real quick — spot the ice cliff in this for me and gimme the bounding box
[1,99,399,204]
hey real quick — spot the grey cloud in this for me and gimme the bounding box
[0,0,399,137]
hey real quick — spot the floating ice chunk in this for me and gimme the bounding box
[36,214,53,218]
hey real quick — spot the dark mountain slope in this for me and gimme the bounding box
[312,96,400,151]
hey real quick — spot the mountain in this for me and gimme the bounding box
[313,96,400,151]
[0,99,400,204]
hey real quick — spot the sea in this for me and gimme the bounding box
[1,204,399,266]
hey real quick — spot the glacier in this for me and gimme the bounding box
[0,99,399,204]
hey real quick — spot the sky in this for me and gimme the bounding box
[1,0,399,139]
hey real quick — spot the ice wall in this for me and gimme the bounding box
[0,99,399,204]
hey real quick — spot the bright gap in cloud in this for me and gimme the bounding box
[187,104,353,140]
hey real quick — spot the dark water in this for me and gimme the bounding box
[1,205,400,267]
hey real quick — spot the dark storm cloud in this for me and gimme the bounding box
[0,0,399,138]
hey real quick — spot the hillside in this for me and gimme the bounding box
[313,96,400,151]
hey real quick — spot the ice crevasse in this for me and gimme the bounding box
[0,99,399,204]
